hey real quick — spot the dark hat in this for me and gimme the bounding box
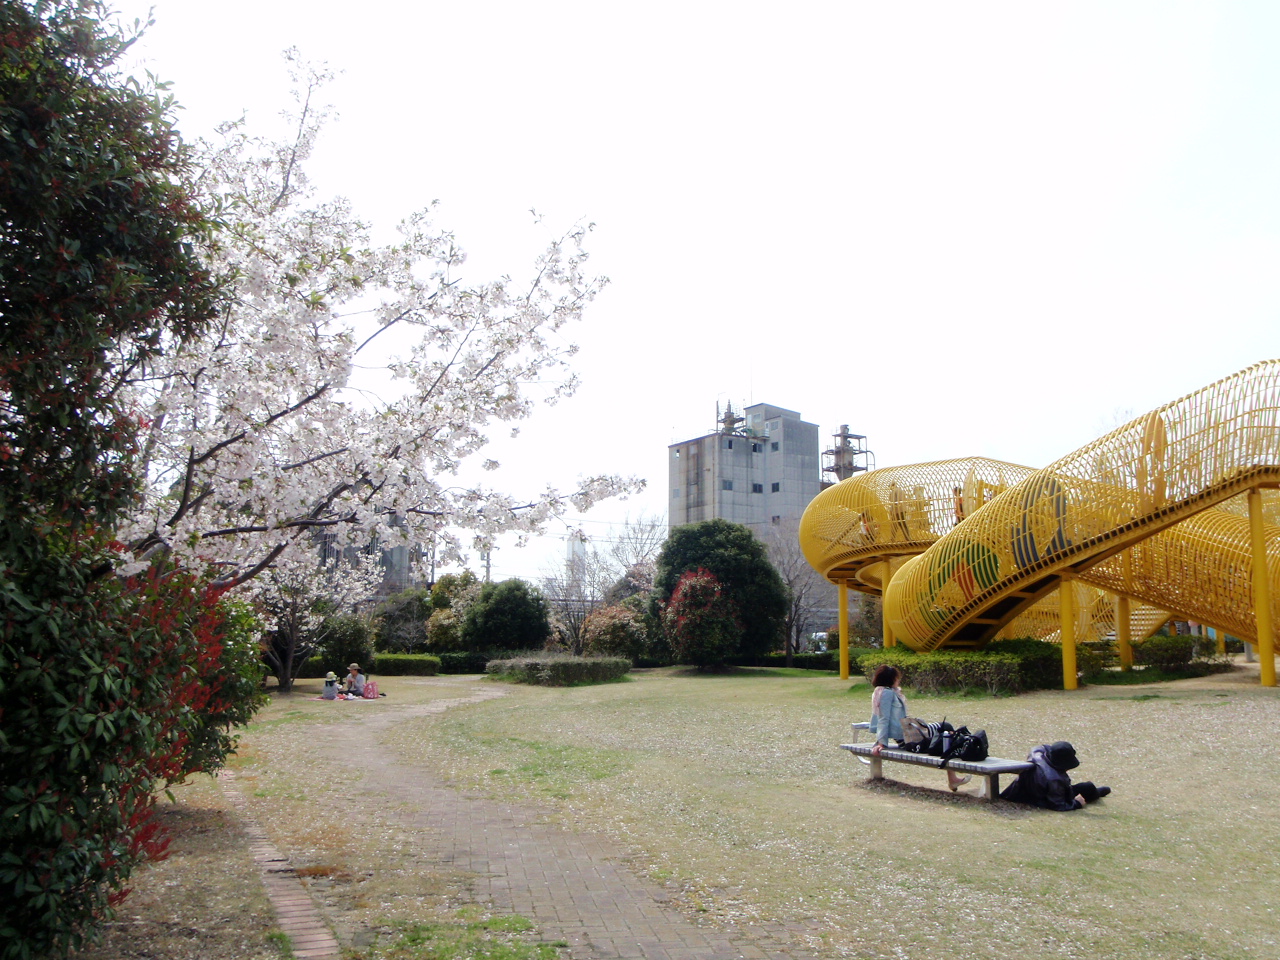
[1047,741,1080,772]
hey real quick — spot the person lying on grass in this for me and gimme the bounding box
[1000,741,1111,810]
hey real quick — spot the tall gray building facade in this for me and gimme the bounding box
[668,402,821,537]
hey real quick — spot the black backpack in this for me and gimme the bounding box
[943,726,989,762]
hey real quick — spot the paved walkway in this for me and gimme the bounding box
[318,681,822,960]
[219,769,341,960]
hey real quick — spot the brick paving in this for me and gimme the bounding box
[320,683,823,960]
[220,769,341,959]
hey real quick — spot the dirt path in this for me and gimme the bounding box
[315,679,821,960]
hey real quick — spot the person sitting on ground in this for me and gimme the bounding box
[341,663,366,698]
[867,664,971,792]
[322,671,339,700]
[1000,741,1111,810]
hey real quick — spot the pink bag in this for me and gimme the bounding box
[363,680,379,699]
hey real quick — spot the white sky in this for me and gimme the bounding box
[109,1,1280,582]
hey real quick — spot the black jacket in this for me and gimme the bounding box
[1000,744,1081,811]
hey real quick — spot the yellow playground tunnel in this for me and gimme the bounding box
[798,360,1280,689]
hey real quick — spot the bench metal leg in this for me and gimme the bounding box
[978,773,998,801]
[868,756,883,780]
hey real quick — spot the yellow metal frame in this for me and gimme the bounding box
[800,361,1280,687]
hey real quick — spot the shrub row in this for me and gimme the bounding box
[855,639,1064,695]
[438,650,492,674]
[298,652,446,678]
[486,656,632,686]
[1078,634,1224,680]
[1132,634,1197,669]
[372,653,441,675]
[729,651,842,671]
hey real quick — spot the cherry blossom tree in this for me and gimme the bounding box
[254,550,382,690]
[119,55,639,589]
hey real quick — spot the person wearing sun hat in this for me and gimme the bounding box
[322,671,339,700]
[1001,740,1111,810]
[341,662,366,698]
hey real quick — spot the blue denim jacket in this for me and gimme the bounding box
[868,686,906,745]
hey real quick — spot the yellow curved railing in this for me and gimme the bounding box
[798,457,1175,646]
[799,360,1280,686]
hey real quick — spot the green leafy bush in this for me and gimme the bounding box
[1075,644,1106,680]
[582,604,651,661]
[316,614,374,675]
[486,656,632,685]
[730,651,840,671]
[438,651,491,674]
[855,639,1064,694]
[296,656,328,678]
[0,533,267,959]
[1132,634,1197,670]
[1078,640,1119,678]
[652,519,787,659]
[373,653,442,676]
[662,568,740,668]
[462,579,551,652]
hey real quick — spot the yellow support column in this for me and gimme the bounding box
[1214,627,1225,657]
[1061,578,1078,690]
[881,560,896,648]
[1248,488,1276,687]
[1115,594,1133,671]
[838,580,850,681]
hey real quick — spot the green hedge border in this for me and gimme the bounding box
[485,656,632,686]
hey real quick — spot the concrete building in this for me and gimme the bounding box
[668,402,822,538]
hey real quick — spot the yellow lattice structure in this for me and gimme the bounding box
[799,360,1280,687]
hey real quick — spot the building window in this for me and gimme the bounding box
[768,420,780,433]
[752,483,764,493]
[726,439,733,449]
[673,449,680,458]
[770,441,779,452]
[722,480,734,491]
[771,482,781,492]
[751,442,762,453]
[672,487,680,499]
[771,515,781,525]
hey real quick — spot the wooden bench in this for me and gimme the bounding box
[840,722,1032,802]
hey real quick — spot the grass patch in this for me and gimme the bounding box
[475,735,626,799]
[729,666,846,679]
[360,912,563,959]
[266,930,293,957]
[416,666,1280,960]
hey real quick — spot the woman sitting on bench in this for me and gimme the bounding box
[868,665,971,792]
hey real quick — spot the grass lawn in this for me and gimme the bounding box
[393,665,1280,960]
[79,663,1280,960]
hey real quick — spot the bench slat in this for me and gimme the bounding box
[840,743,1031,774]
[840,736,1034,802]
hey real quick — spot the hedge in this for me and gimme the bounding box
[373,653,442,676]
[438,651,491,674]
[729,651,842,671]
[297,657,327,679]
[297,653,442,677]
[485,656,632,686]
[855,638,1064,694]
[1131,634,1197,670]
